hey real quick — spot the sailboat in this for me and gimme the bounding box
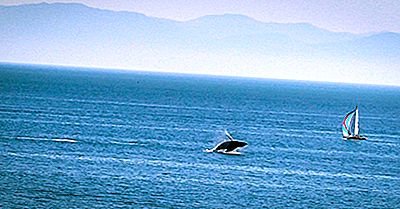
[205,130,247,155]
[342,106,367,140]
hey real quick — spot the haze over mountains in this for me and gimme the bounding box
[1,3,399,85]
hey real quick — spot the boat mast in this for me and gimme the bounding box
[354,106,359,136]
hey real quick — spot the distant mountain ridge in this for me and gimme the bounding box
[1,3,399,85]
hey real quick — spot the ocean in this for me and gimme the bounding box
[1,63,399,208]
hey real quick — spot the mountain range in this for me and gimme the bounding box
[1,3,399,85]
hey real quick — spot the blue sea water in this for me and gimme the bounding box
[1,63,400,208]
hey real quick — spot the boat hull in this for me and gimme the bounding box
[345,136,368,140]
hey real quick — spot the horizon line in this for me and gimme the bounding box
[1,61,399,88]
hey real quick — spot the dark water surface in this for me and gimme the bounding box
[1,63,400,208]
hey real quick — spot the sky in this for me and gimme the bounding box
[1,0,399,86]
[2,0,400,34]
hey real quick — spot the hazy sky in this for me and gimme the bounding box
[2,0,400,34]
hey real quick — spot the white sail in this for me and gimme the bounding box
[354,106,359,136]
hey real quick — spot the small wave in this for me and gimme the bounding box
[368,140,398,147]
[110,141,138,146]
[51,138,77,143]
[0,118,218,134]
[138,159,400,181]
[5,152,399,181]
[7,95,384,120]
[273,147,400,159]
[17,136,47,141]
[0,135,49,141]
[365,133,400,140]
[0,135,78,143]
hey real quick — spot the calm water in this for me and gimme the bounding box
[1,63,400,208]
